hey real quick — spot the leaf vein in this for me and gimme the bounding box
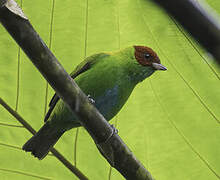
[74,0,89,167]
[44,0,56,117]
[149,80,220,179]
[0,122,23,128]
[137,1,220,177]
[137,0,219,124]
[0,168,52,180]
[169,16,220,80]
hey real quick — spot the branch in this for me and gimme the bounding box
[0,97,89,180]
[151,0,220,64]
[0,1,154,179]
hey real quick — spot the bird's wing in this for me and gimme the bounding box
[44,53,109,122]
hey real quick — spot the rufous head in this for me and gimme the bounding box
[134,46,167,71]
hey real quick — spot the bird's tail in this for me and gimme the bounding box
[22,123,64,160]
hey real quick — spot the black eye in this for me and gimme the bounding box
[144,53,150,59]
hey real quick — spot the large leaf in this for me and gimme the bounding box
[0,0,219,179]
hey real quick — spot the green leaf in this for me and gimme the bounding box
[0,0,220,179]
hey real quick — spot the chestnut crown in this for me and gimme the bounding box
[134,46,167,71]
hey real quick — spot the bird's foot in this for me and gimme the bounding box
[87,94,95,104]
[95,124,119,166]
[110,124,118,134]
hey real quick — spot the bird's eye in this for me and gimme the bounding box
[144,53,150,59]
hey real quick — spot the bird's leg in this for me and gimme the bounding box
[95,124,119,167]
[87,94,95,104]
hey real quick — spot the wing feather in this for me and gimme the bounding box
[44,53,109,122]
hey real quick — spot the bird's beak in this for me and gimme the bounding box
[152,63,167,71]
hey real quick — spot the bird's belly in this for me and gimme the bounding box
[94,85,119,121]
[51,85,126,130]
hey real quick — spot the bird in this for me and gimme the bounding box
[22,45,167,159]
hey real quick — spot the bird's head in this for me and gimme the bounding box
[134,45,167,71]
[128,45,167,82]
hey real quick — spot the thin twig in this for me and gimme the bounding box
[0,97,89,180]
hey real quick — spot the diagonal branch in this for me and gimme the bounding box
[0,97,89,180]
[151,0,220,64]
[0,1,154,180]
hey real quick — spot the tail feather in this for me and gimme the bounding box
[22,123,64,160]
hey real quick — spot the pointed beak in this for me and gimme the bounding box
[152,63,167,71]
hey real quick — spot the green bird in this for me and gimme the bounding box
[22,45,167,159]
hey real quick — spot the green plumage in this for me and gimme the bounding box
[22,46,166,159]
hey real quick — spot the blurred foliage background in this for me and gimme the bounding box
[0,0,219,179]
